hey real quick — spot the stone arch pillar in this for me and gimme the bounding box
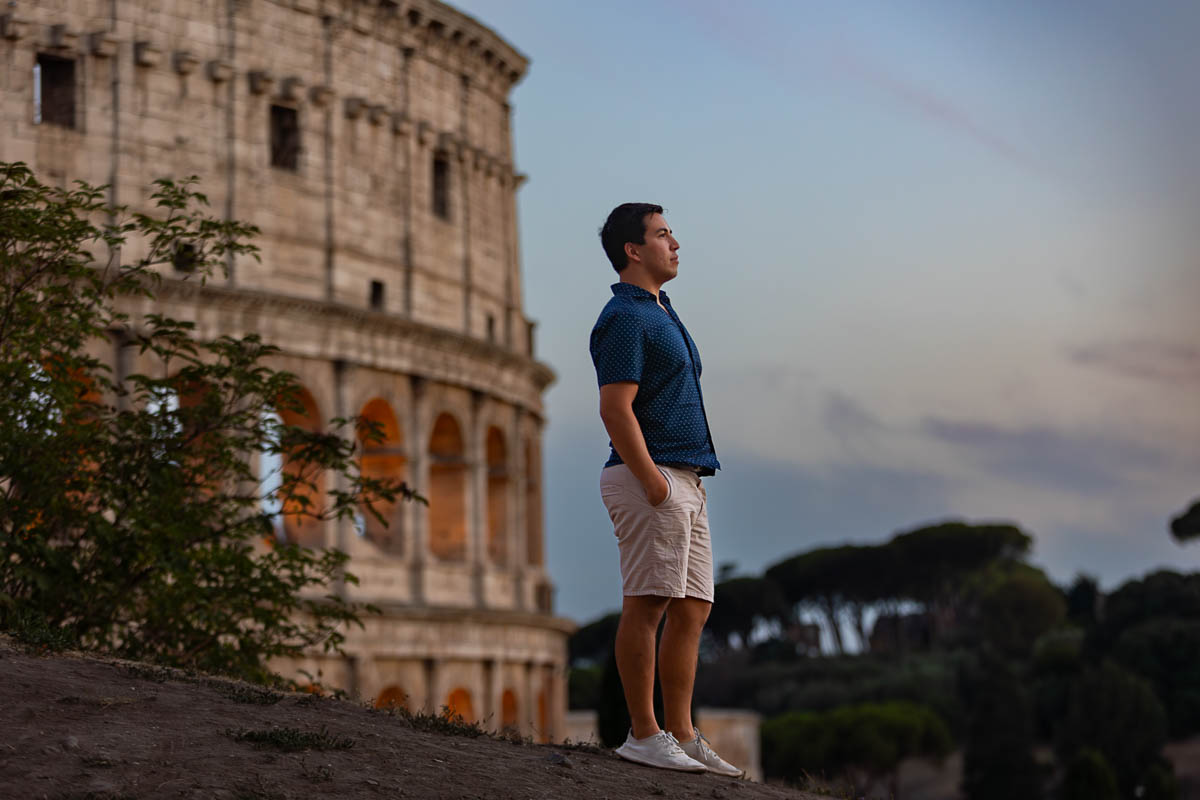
[511,409,529,609]
[467,391,485,604]
[525,433,543,567]
[407,376,429,602]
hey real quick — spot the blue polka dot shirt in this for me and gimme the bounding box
[589,282,720,476]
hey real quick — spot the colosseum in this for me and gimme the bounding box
[0,0,571,740]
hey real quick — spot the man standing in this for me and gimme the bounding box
[589,203,742,776]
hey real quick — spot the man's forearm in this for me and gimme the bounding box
[601,407,662,490]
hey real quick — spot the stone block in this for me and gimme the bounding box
[134,40,162,67]
[343,96,366,120]
[279,76,304,102]
[205,59,233,83]
[172,50,199,75]
[307,84,333,107]
[247,69,274,95]
[1,15,31,42]
[46,24,79,51]
[87,32,118,58]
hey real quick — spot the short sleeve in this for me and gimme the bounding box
[590,307,645,386]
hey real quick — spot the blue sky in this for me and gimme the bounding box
[450,0,1200,623]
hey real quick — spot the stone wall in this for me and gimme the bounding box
[1,0,568,741]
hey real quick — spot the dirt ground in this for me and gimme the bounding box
[0,638,828,800]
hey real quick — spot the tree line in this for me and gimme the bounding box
[571,517,1200,799]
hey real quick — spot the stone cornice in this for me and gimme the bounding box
[145,279,555,413]
[364,602,577,635]
[407,0,529,88]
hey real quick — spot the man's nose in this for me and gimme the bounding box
[670,237,680,250]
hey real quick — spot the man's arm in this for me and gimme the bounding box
[599,382,670,506]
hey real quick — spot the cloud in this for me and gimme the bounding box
[1068,339,1200,387]
[822,390,888,458]
[829,47,1052,179]
[920,417,1175,493]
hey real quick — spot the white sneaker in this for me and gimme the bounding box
[678,728,745,778]
[614,729,707,772]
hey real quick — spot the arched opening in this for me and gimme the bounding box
[279,386,325,548]
[525,439,543,566]
[358,398,406,553]
[374,685,409,711]
[172,377,221,494]
[428,413,466,561]
[445,687,474,723]
[500,689,518,732]
[486,427,508,564]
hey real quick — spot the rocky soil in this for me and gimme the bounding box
[0,638,829,800]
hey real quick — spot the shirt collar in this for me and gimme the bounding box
[611,282,671,305]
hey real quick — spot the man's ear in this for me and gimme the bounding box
[624,241,640,264]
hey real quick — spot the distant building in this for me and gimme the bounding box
[1,0,570,740]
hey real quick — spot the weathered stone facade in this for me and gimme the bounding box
[1,0,570,740]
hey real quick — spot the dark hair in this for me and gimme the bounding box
[599,203,664,273]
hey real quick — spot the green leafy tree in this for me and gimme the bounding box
[1139,761,1180,800]
[1031,628,1084,742]
[970,563,1067,658]
[1064,574,1101,628]
[889,521,1032,643]
[765,544,886,654]
[1058,749,1119,800]
[0,162,411,683]
[1057,662,1168,798]
[1111,618,1200,738]
[1170,498,1200,543]
[961,651,1042,800]
[1092,571,1200,653]
[708,575,790,650]
[761,700,952,799]
[567,611,620,666]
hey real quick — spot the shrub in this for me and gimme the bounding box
[0,162,414,682]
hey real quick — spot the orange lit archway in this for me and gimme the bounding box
[536,688,548,743]
[486,427,508,564]
[428,413,466,561]
[445,687,474,723]
[374,685,409,711]
[500,689,518,731]
[358,398,405,553]
[279,386,324,548]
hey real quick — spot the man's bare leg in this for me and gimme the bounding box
[659,596,712,742]
[615,594,671,739]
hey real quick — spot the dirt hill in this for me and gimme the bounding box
[0,638,827,800]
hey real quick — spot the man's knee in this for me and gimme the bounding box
[666,596,712,630]
[621,594,671,631]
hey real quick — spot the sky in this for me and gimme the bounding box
[448,0,1200,624]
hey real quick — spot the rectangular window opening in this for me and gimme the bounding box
[270,105,300,171]
[369,280,385,311]
[485,313,496,343]
[432,154,450,221]
[35,54,76,129]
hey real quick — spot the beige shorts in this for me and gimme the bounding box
[599,463,714,603]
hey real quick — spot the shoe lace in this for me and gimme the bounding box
[657,731,688,756]
[689,729,716,761]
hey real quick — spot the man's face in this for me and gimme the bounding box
[628,213,680,283]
